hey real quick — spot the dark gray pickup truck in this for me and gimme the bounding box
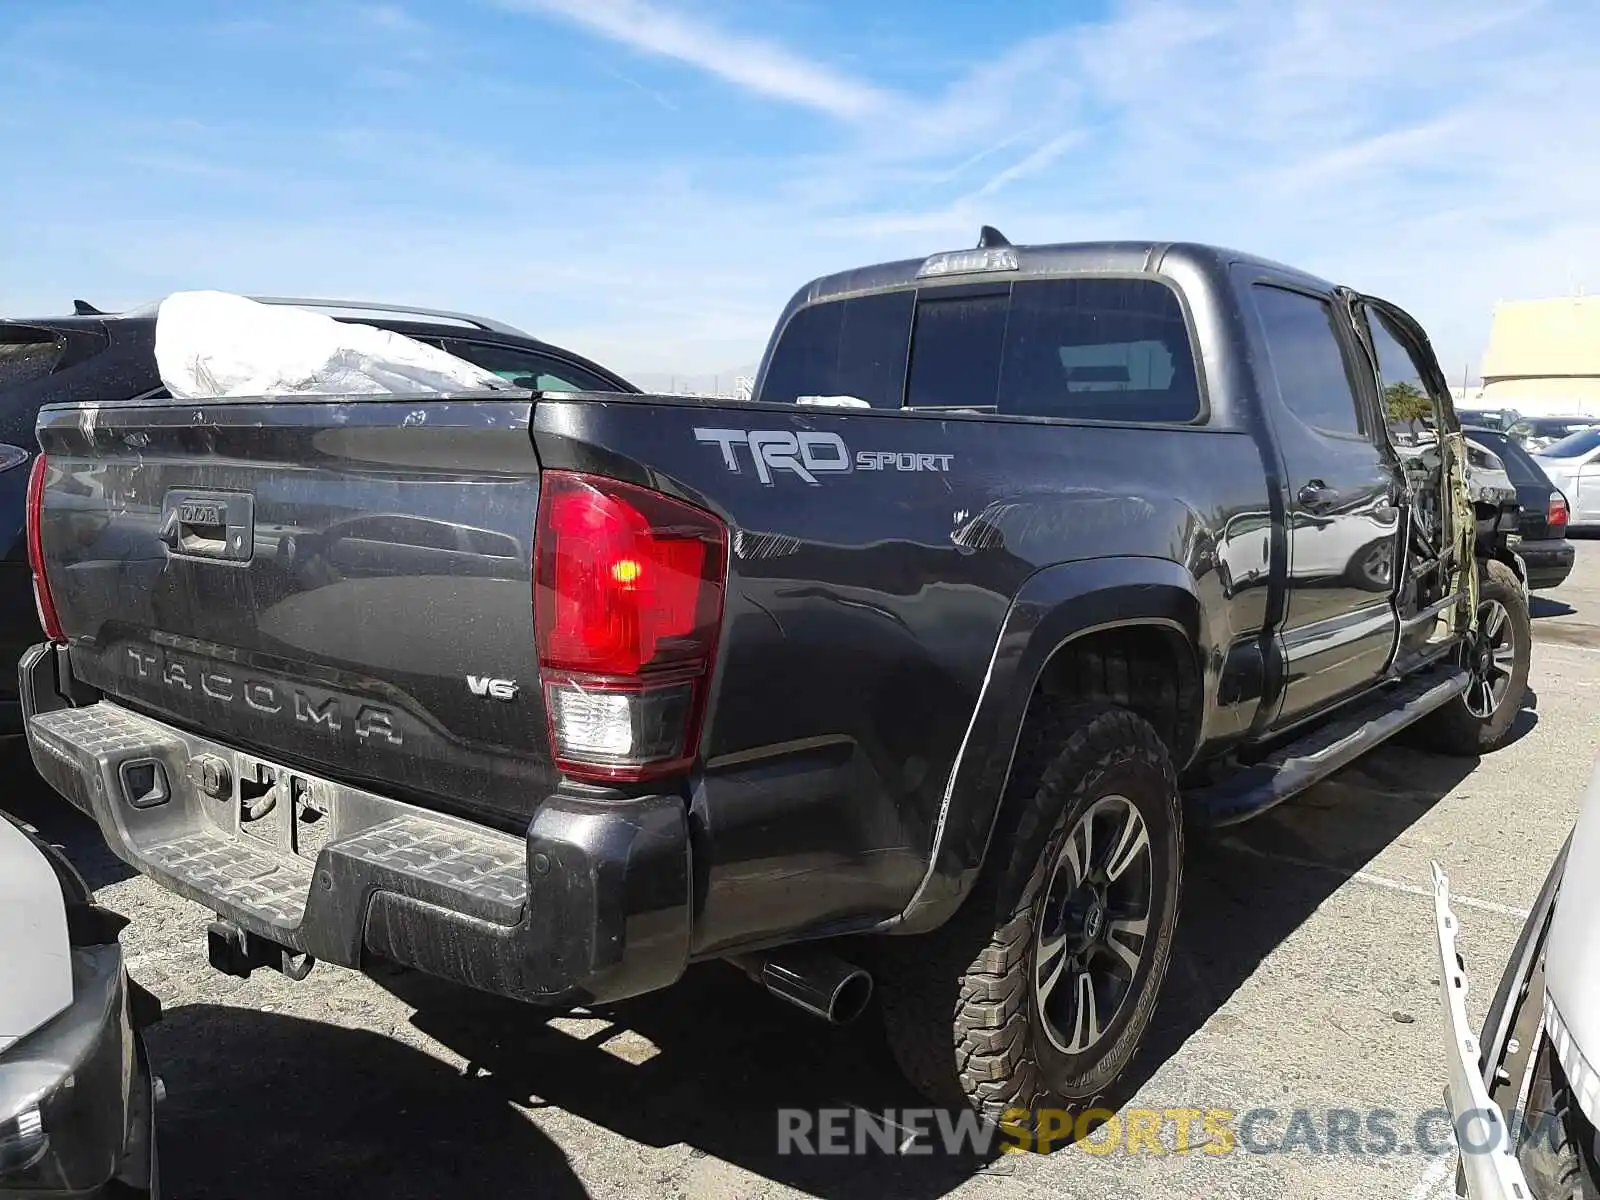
[20,236,1530,1123]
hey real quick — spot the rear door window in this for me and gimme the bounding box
[1540,428,1600,459]
[0,328,64,393]
[1252,286,1366,438]
[1513,419,1598,444]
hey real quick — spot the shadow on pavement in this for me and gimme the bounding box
[1530,596,1577,619]
[1126,696,1537,1095]
[145,1006,586,1200]
[370,703,1538,1181]
[383,964,1002,1198]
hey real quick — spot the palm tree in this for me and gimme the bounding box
[1384,381,1432,442]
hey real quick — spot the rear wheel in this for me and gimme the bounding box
[1413,558,1530,756]
[877,705,1183,1121]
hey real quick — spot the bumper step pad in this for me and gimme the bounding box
[28,701,527,942]
[25,694,693,1006]
[144,829,312,927]
[335,820,528,925]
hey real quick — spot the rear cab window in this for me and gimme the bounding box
[758,290,915,410]
[758,277,1203,423]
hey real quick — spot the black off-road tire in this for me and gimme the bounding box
[1517,1039,1600,1199]
[1412,558,1530,756]
[876,704,1183,1122]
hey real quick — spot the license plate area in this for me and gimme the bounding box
[226,757,337,859]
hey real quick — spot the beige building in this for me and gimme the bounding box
[1479,295,1600,413]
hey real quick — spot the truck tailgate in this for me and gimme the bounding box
[34,395,553,829]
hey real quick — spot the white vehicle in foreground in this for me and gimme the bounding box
[1436,761,1600,1198]
[0,814,160,1196]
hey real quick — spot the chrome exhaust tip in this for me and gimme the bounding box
[728,948,874,1024]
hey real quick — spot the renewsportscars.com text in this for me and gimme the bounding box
[777,1104,1551,1157]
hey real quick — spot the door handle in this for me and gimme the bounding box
[159,491,254,560]
[1298,481,1337,510]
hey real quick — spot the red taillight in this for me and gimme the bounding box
[534,471,727,782]
[1549,490,1569,531]
[25,453,65,643]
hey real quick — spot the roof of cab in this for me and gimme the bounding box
[794,239,1336,308]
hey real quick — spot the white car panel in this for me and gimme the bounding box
[1543,763,1600,1128]
[1577,465,1600,527]
[0,818,74,1053]
[1536,445,1600,526]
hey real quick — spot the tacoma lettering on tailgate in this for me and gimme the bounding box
[124,647,403,745]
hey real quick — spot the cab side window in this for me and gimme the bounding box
[1365,312,1438,446]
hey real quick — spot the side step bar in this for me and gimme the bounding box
[1187,666,1471,827]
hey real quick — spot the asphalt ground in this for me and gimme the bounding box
[7,540,1600,1199]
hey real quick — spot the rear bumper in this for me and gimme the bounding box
[20,643,693,1007]
[1514,537,1575,590]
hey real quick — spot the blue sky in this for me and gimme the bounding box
[3,0,1598,388]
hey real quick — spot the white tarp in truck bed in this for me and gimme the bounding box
[154,290,514,399]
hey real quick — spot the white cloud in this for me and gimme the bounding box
[501,0,892,120]
[356,5,427,34]
[971,131,1086,200]
[5,0,1599,382]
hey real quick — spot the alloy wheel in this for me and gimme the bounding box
[1034,794,1154,1055]
[1464,598,1517,719]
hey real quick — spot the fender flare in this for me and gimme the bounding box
[890,557,1208,934]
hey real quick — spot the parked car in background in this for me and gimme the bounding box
[1534,427,1600,532]
[0,298,637,734]
[1,813,160,1195]
[1508,415,1598,453]
[1457,406,1521,433]
[1464,427,1575,589]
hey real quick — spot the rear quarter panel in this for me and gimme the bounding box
[534,394,1273,948]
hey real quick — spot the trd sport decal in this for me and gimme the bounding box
[693,428,953,485]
